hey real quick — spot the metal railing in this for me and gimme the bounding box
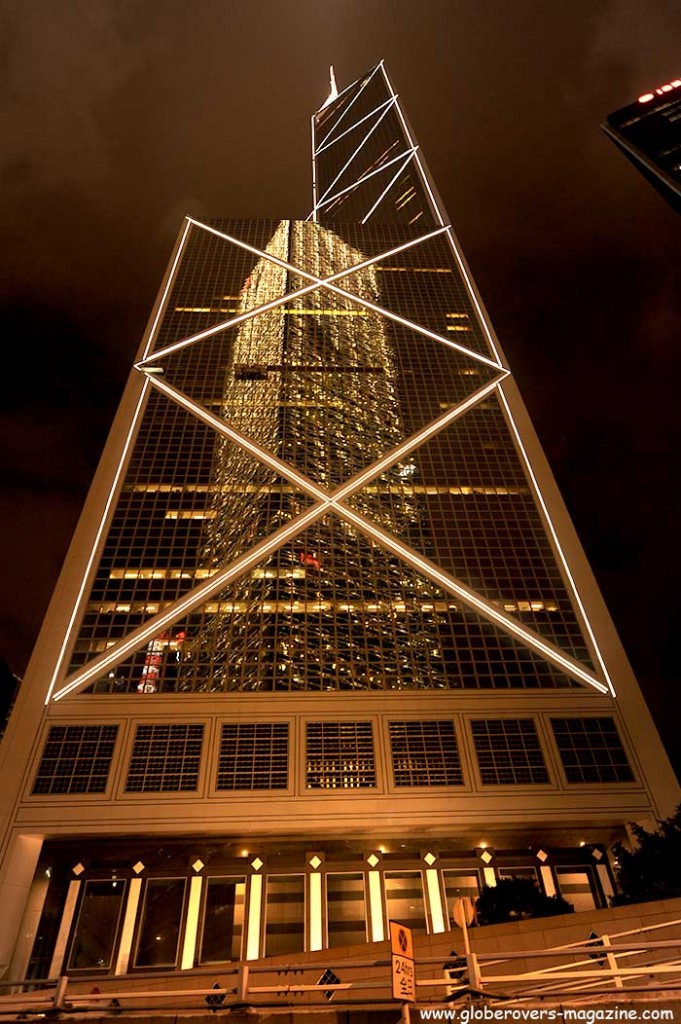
[0,916,680,1017]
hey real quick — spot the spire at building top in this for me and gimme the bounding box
[321,64,339,109]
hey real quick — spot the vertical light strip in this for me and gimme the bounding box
[309,873,323,951]
[483,867,497,888]
[426,869,446,934]
[180,875,203,969]
[310,114,318,220]
[496,386,616,696]
[141,217,192,360]
[540,865,557,898]
[368,870,384,942]
[246,874,263,961]
[48,879,81,976]
[361,150,416,224]
[45,375,151,704]
[115,877,142,974]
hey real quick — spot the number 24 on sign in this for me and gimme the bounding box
[393,954,415,1000]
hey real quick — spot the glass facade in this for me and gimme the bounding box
[64,210,596,696]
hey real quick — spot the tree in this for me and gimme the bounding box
[475,877,573,925]
[612,805,681,905]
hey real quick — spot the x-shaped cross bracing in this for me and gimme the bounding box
[51,217,610,700]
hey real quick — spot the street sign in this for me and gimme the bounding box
[390,921,415,1002]
[452,896,476,928]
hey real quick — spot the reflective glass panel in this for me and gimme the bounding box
[135,878,186,967]
[200,877,245,962]
[68,880,125,971]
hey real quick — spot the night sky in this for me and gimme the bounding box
[1,1,679,773]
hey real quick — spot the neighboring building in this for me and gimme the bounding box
[0,62,677,983]
[602,77,681,211]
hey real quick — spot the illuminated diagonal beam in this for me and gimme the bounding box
[379,62,445,228]
[51,379,507,701]
[361,150,416,224]
[182,217,505,372]
[376,62,614,690]
[320,279,504,370]
[51,500,328,701]
[315,96,395,156]
[316,96,398,207]
[43,376,153,704]
[138,223,451,367]
[141,218,193,360]
[315,147,417,212]
[496,386,616,696]
[143,374,329,505]
[53,370,605,700]
[332,374,509,504]
[331,500,609,693]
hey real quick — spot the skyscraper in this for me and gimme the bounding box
[0,62,677,981]
[602,77,681,212]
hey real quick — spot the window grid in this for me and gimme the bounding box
[470,718,549,785]
[551,717,634,783]
[32,725,118,795]
[125,724,204,792]
[306,721,376,789]
[68,217,594,696]
[389,720,463,786]
[217,723,289,790]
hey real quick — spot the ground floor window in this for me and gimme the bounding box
[68,880,126,971]
[199,877,245,963]
[265,874,305,956]
[442,870,480,927]
[326,872,367,947]
[555,868,597,911]
[135,878,186,967]
[384,871,427,933]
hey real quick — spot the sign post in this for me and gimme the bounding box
[452,896,481,988]
[390,921,415,1004]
